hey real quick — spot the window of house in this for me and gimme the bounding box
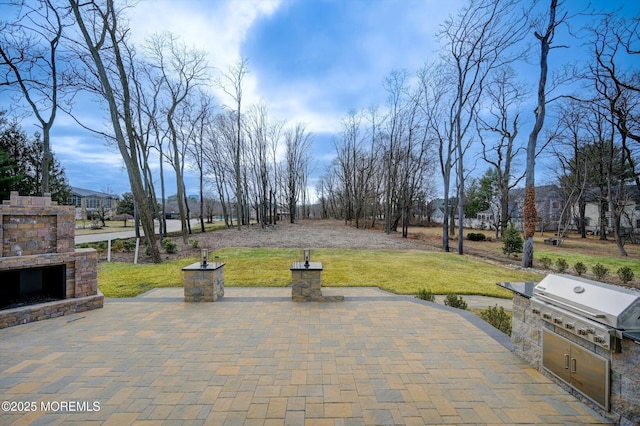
[67,195,82,207]
[86,197,101,209]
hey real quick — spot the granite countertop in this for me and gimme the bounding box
[290,261,323,271]
[622,331,640,343]
[496,281,537,298]
[182,262,225,271]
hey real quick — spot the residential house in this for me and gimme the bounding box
[582,185,640,237]
[465,184,562,232]
[428,198,450,225]
[68,187,119,221]
[508,184,563,233]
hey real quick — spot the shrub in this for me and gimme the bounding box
[501,223,523,257]
[162,238,178,254]
[617,267,635,284]
[539,256,552,269]
[415,288,435,302]
[467,232,486,241]
[480,305,512,335]
[189,239,199,248]
[111,240,124,252]
[592,263,609,280]
[444,294,468,310]
[122,239,136,252]
[555,258,568,273]
[574,262,587,276]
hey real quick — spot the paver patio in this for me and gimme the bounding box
[0,287,610,425]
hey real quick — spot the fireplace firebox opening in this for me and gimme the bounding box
[0,264,66,310]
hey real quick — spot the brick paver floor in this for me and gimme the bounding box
[0,287,610,425]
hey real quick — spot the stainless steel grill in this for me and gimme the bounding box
[532,274,640,331]
[530,274,640,410]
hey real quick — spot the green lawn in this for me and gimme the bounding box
[536,246,640,278]
[98,247,541,298]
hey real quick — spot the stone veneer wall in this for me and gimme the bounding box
[182,263,225,302]
[511,293,639,426]
[0,192,103,329]
[291,262,343,302]
[1,192,75,256]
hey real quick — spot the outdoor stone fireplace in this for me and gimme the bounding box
[0,192,103,329]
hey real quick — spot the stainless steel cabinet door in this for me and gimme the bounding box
[542,329,571,383]
[569,343,609,409]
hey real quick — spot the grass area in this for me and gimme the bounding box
[409,226,640,283]
[99,259,195,297]
[535,246,640,277]
[98,247,540,298]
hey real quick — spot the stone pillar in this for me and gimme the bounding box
[291,262,343,302]
[182,262,225,302]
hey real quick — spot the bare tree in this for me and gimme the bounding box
[134,60,167,239]
[0,0,70,195]
[245,102,275,228]
[550,99,590,238]
[283,123,311,223]
[185,91,216,234]
[381,70,407,234]
[477,67,526,238]
[438,0,528,255]
[523,0,566,267]
[589,14,640,146]
[419,62,455,251]
[68,0,161,262]
[147,32,208,243]
[267,116,285,225]
[217,58,249,229]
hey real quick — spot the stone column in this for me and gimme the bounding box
[182,262,225,302]
[291,262,343,302]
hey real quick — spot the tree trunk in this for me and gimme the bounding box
[523,0,557,268]
[70,0,161,262]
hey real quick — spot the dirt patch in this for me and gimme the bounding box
[101,220,431,263]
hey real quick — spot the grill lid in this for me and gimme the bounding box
[533,274,640,330]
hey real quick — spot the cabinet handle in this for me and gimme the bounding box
[564,354,570,369]
[571,358,577,374]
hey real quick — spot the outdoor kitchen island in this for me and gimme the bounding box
[499,275,640,426]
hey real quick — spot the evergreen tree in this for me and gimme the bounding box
[117,192,135,216]
[464,169,498,218]
[502,223,523,257]
[0,116,70,203]
[0,150,22,201]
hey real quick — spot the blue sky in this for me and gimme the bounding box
[1,0,637,199]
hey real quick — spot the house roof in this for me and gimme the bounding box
[71,187,118,199]
[583,184,640,202]
[509,184,560,200]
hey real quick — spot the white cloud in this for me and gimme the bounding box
[127,0,281,105]
[53,135,123,167]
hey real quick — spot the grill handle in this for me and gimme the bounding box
[535,294,606,319]
[564,354,570,370]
